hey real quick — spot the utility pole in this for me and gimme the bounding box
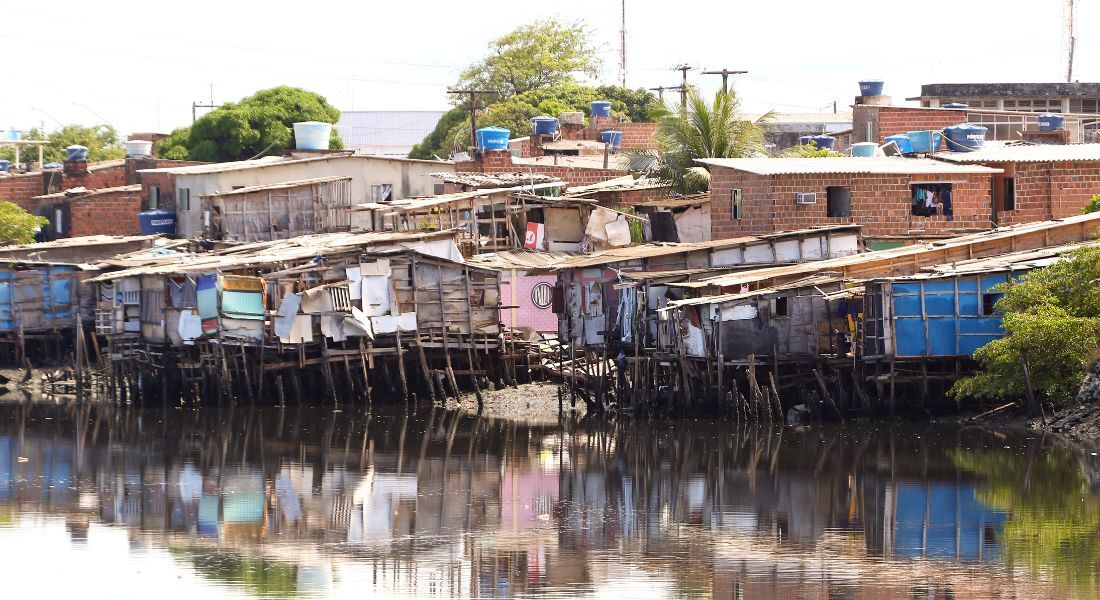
[672,64,693,108]
[447,89,499,150]
[619,0,627,87]
[648,86,673,101]
[193,84,218,123]
[700,68,748,94]
[1065,0,1077,82]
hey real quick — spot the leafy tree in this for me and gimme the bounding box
[0,125,125,165]
[1082,194,1100,214]
[779,142,843,158]
[456,19,600,97]
[951,246,1100,407]
[0,201,48,244]
[157,86,343,162]
[409,107,468,160]
[654,89,771,193]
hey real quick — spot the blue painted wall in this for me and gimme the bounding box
[891,273,1013,357]
[0,266,77,332]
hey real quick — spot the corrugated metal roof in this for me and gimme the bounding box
[564,175,670,196]
[140,153,448,175]
[432,171,561,187]
[667,274,850,309]
[541,139,608,152]
[33,184,142,200]
[335,110,446,155]
[467,249,580,271]
[881,240,1100,279]
[0,234,161,252]
[696,157,1002,175]
[933,143,1100,164]
[199,176,351,197]
[513,154,633,171]
[352,181,565,212]
[633,194,709,209]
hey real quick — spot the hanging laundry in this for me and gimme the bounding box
[941,187,954,221]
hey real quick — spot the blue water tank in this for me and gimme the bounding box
[532,116,559,135]
[907,130,943,153]
[858,80,884,96]
[139,209,177,236]
[65,145,88,161]
[590,101,612,117]
[810,135,836,150]
[851,142,878,157]
[600,130,623,146]
[798,135,813,146]
[292,121,332,150]
[0,160,9,172]
[943,102,969,109]
[943,124,988,152]
[1038,114,1064,131]
[5,128,19,141]
[43,162,62,169]
[885,134,913,153]
[475,126,511,151]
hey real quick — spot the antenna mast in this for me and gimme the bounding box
[1065,0,1077,82]
[619,0,627,87]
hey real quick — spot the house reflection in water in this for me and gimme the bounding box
[0,402,1088,599]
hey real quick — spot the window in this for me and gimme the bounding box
[177,187,191,211]
[371,184,393,202]
[826,186,851,217]
[231,185,245,191]
[149,185,160,210]
[911,183,953,217]
[772,296,788,318]
[982,292,1004,316]
[731,188,743,220]
[1004,177,1016,211]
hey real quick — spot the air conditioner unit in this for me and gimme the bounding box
[795,192,817,204]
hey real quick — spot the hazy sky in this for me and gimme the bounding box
[2,0,1095,136]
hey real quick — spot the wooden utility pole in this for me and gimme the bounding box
[447,89,499,150]
[619,0,628,87]
[648,86,675,101]
[700,68,748,94]
[672,64,693,108]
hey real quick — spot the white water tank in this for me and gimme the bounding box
[125,140,153,157]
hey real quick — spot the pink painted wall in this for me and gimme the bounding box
[500,274,558,333]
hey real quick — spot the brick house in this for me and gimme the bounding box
[455,149,630,187]
[701,157,1001,243]
[933,143,1100,225]
[26,184,143,240]
[852,104,1099,145]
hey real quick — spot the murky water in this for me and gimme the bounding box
[0,397,1098,599]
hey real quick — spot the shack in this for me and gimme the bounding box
[200,176,353,242]
[632,194,711,243]
[467,249,578,336]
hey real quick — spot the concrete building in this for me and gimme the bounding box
[139,153,453,238]
[747,112,854,151]
[335,110,446,157]
[912,82,1100,114]
[702,157,1001,244]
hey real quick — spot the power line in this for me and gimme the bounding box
[700,68,749,94]
[447,89,500,150]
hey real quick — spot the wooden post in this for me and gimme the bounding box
[395,329,409,404]
[812,368,844,421]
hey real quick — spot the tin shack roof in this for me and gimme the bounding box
[695,156,1002,176]
[933,142,1100,164]
[430,171,561,188]
[467,249,581,271]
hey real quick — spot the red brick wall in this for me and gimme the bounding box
[998,160,1100,225]
[853,105,968,144]
[709,166,993,239]
[455,150,628,186]
[139,171,177,211]
[0,172,51,210]
[69,188,143,237]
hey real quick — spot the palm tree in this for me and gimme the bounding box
[655,88,771,193]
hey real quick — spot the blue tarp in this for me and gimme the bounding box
[891,274,1010,357]
[0,266,77,332]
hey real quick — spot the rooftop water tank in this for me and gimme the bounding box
[858,80,884,96]
[139,209,177,236]
[943,124,988,152]
[851,142,878,157]
[1038,114,1064,132]
[590,101,612,117]
[125,140,154,157]
[600,130,623,147]
[0,160,9,172]
[798,135,813,146]
[5,128,19,141]
[810,135,836,150]
[475,126,511,151]
[942,102,969,109]
[292,121,332,151]
[532,116,559,136]
[907,130,942,153]
[65,145,88,161]
[884,134,913,153]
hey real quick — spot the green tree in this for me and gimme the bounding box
[779,141,843,158]
[0,201,48,244]
[456,19,600,97]
[654,89,771,193]
[408,107,468,160]
[1082,194,1100,214]
[951,246,1100,407]
[0,125,125,165]
[157,86,343,162]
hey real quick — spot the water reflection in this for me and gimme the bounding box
[0,398,1096,599]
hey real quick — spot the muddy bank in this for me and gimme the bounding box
[1032,401,1100,441]
[444,382,585,423]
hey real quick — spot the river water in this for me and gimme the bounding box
[0,397,1098,599]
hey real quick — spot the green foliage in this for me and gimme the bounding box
[456,19,600,97]
[0,201,48,244]
[170,547,299,597]
[0,125,125,165]
[157,86,343,162]
[653,88,770,193]
[779,142,843,158]
[408,107,468,160]
[951,246,1100,406]
[952,445,1100,596]
[1082,194,1100,214]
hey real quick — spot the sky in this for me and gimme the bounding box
[2,0,1096,137]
